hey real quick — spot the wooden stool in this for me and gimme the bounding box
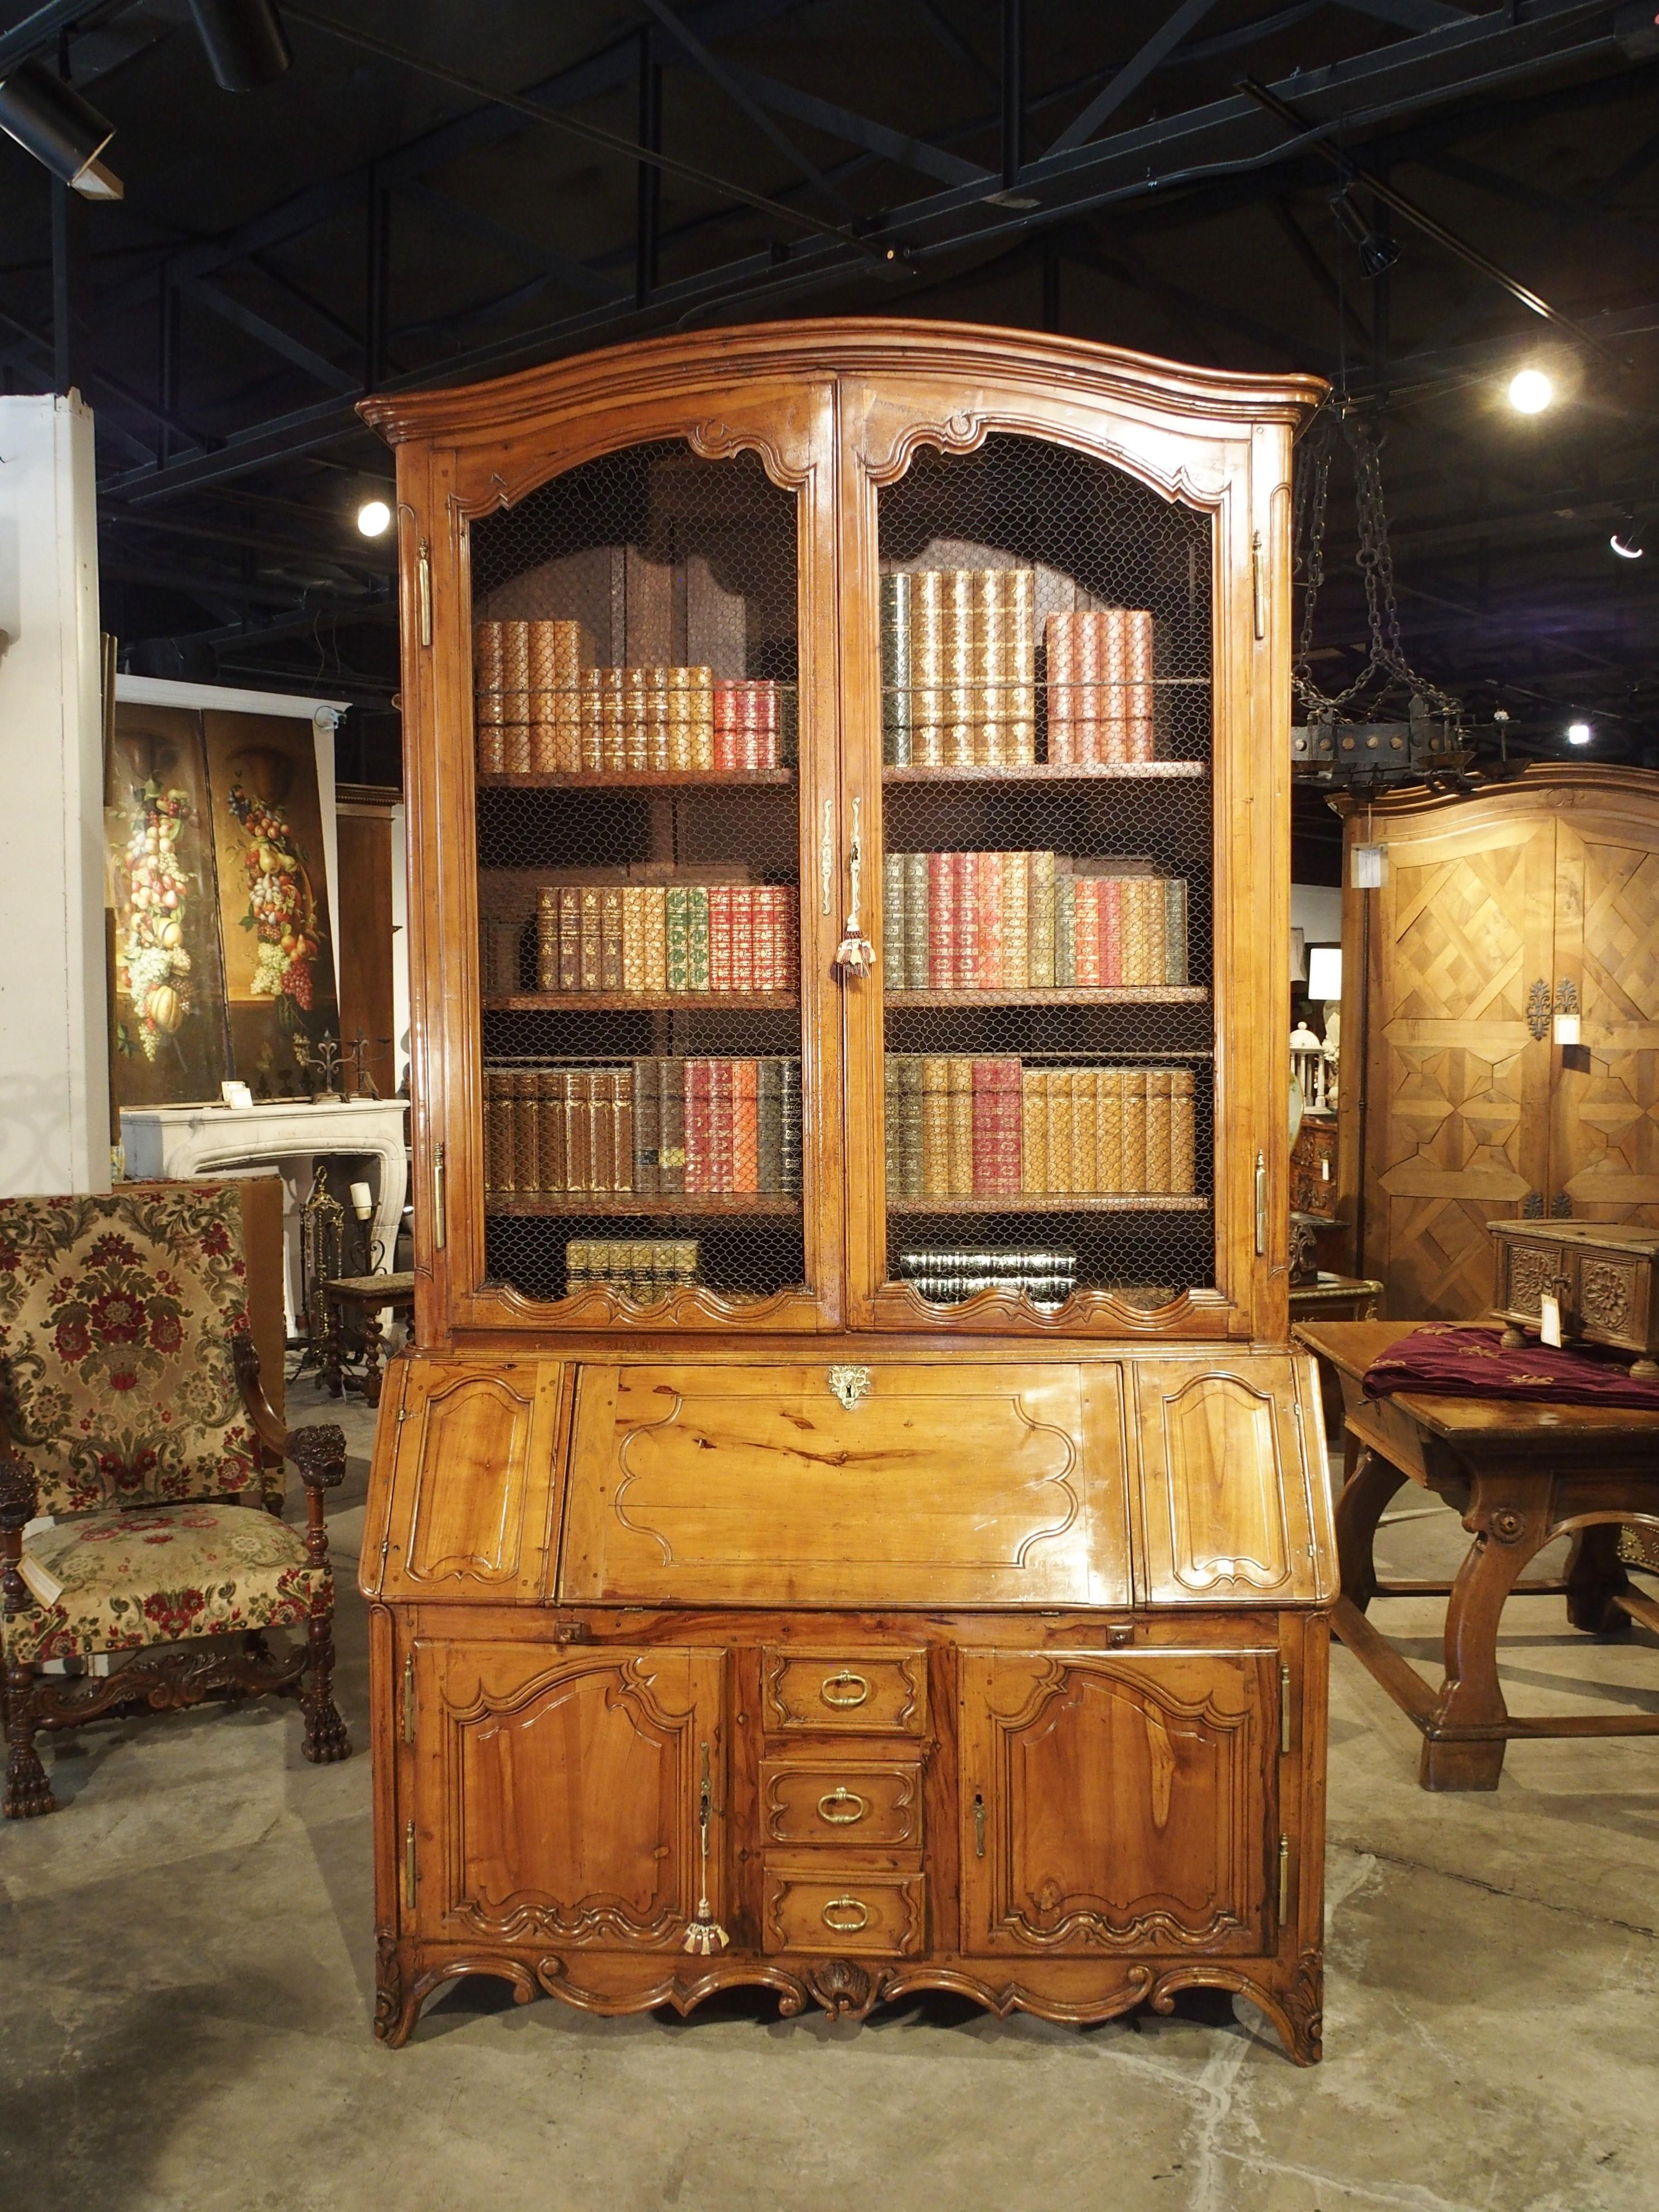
[320,1272,415,1406]
[1295,1320,1659,1791]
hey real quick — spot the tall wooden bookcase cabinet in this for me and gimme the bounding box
[1335,767,1659,1319]
[360,322,1335,2062]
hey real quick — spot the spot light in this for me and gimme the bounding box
[1611,518,1645,560]
[188,1,292,93]
[356,498,392,539]
[0,57,123,198]
[1566,720,1593,746]
[1507,367,1554,414]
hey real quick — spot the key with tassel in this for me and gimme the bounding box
[683,1740,729,1955]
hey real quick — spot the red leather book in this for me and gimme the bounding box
[712,679,738,772]
[1100,875,1122,986]
[1074,877,1102,987]
[685,1058,712,1193]
[732,1058,760,1192]
[976,850,1003,989]
[732,886,754,995]
[956,851,977,989]
[971,1056,1022,1195]
[929,851,953,988]
[739,680,761,771]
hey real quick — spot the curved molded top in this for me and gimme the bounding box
[1331,763,1659,822]
[358,317,1327,448]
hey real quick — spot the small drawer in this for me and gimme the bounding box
[762,1648,927,1736]
[760,1760,923,1849]
[761,1865,925,1957]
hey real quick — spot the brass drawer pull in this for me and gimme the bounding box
[817,1786,868,1826]
[822,1895,870,1933]
[820,1670,870,1709]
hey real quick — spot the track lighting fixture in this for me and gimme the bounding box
[1611,517,1645,560]
[188,0,292,93]
[0,56,123,198]
[1507,367,1554,414]
[1328,188,1399,280]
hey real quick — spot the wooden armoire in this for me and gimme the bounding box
[1336,768,1659,1318]
[358,322,1335,2063]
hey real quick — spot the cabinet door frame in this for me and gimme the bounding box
[832,368,1296,1341]
[390,373,847,1341]
[958,1646,1279,1957]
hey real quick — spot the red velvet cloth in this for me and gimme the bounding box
[1362,1324,1659,1411]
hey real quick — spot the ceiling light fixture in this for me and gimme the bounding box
[1507,367,1554,414]
[0,57,123,198]
[1566,719,1593,746]
[1328,188,1399,280]
[355,498,392,539]
[188,0,292,93]
[1611,517,1645,559]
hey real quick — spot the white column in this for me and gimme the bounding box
[0,392,110,1197]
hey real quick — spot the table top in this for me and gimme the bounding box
[326,1271,416,1299]
[1293,1319,1659,1442]
[1289,1272,1384,1304]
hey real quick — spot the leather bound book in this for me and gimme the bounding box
[733,1058,760,1192]
[1054,874,1076,987]
[779,1058,802,1195]
[512,1071,541,1192]
[686,885,711,992]
[1145,1069,1173,1191]
[779,885,799,990]
[1028,849,1055,987]
[501,619,531,773]
[758,678,780,769]
[688,667,714,770]
[1097,1068,1124,1194]
[1074,878,1102,988]
[710,1058,734,1194]
[912,568,944,766]
[1172,1069,1196,1192]
[1046,1068,1075,1195]
[600,887,625,991]
[598,666,624,770]
[642,884,667,994]
[947,1055,974,1196]
[633,1058,660,1195]
[535,892,559,992]
[1076,609,1103,765]
[474,621,506,773]
[1100,875,1123,987]
[1001,851,1029,989]
[928,853,952,989]
[920,1056,951,1196]
[528,622,560,772]
[997,1054,1024,1194]
[881,571,913,765]
[1165,878,1188,986]
[708,885,733,997]
[1006,569,1037,763]
[556,887,580,991]
[579,888,602,992]
[685,1059,711,1194]
[973,1057,1022,1195]
[943,569,975,766]
[976,849,1003,988]
[885,1058,904,1191]
[1120,1068,1148,1193]
[613,1067,633,1194]
[579,668,604,770]
[1071,1067,1099,1195]
[564,1237,589,1294]
[1100,608,1128,764]
[904,854,929,987]
[733,886,755,996]
[658,1056,686,1194]
[664,886,690,993]
[622,667,647,772]
[883,854,906,990]
[556,623,586,770]
[1127,608,1155,760]
[560,1072,585,1195]
[740,680,763,773]
[667,664,693,769]
[956,851,978,990]
[758,886,779,993]
[1043,610,1074,765]
[539,1069,566,1193]
[1144,876,1168,989]
[481,1069,501,1192]
[712,677,738,772]
[971,569,1002,764]
[646,665,670,772]
[1022,1068,1049,1193]
[587,1071,615,1195]
[759,1056,783,1193]
[898,1055,924,1195]
[620,885,645,996]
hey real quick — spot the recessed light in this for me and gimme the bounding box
[1507,368,1554,414]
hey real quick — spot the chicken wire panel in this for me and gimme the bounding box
[876,434,1216,1309]
[468,441,807,1311]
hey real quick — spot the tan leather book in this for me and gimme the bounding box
[1100,607,1128,764]
[1126,608,1155,760]
[1144,1069,1173,1191]
[528,622,560,772]
[947,1055,974,1195]
[474,621,506,773]
[920,1056,952,1196]
[501,619,531,773]
[641,884,667,994]
[513,1071,541,1192]
[912,569,944,766]
[1120,1068,1148,1192]
[1097,1068,1124,1195]
[539,1070,566,1192]
[1071,1068,1099,1195]
[1172,1069,1196,1192]
[943,570,976,766]
[1022,1068,1049,1192]
[1046,1068,1074,1196]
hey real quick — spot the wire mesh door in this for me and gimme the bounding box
[468,438,817,1321]
[868,433,1217,1324]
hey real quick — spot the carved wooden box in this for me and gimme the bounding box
[1489,1220,1659,1375]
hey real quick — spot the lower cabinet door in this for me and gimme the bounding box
[959,1650,1276,1956]
[411,1641,725,1949]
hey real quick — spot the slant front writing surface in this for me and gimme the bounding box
[560,1361,1129,1608]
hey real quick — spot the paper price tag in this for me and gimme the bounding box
[1540,1290,1563,1350]
[1353,843,1389,889]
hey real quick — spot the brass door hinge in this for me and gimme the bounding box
[1277,1833,1291,1924]
[401,1652,415,1744]
[1279,1663,1292,1755]
[403,1820,418,1912]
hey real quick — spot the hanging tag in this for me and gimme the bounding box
[1539,1290,1563,1350]
[1552,1012,1581,1046]
[1353,843,1389,889]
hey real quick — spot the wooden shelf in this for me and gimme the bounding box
[478,769,795,789]
[486,1192,800,1217]
[884,986,1208,1007]
[883,761,1206,782]
[886,1192,1210,1215]
[484,991,798,1011]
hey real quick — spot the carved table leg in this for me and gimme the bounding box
[1564,1522,1634,1636]
[1421,1476,1550,1792]
[4,1660,55,1818]
[319,1293,345,1400]
[360,1304,385,1409]
[1334,1447,1407,1613]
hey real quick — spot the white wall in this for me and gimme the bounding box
[1292,882,1343,953]
[0,394,110,1196]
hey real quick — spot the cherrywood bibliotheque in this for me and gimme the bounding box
[360,321,1335,2061]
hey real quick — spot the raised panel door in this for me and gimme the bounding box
[959,1650,1275,1956]
[410,1641,725,1949]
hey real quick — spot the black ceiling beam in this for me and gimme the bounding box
[692,54,993,189]
[1416,148,1659,268]
[184,275,362,395]
[396,181,627,306]
[99,504,395,572]
[0,0,127,71]
[1047,0,1230,156]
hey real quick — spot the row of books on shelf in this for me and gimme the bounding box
[566,1238,700,1298]
[484,1058,802,1198]
[474,620,793,773]
[880,572,1163,765]
[885,1059,1199,1197]
[882,852,1189,990]
[523,879,799,996]
[895,1245,1076,1306]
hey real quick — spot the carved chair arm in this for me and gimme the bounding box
[232,1335,347,1492]
[1,1449,40,1618]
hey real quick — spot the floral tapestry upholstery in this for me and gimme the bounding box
[3,1500,329,1666]
[0,1182,272,1519]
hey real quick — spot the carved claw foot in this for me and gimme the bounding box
[303,1699,352,1764]
[4,1741,55,1818]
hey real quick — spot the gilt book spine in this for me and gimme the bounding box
[667,664,693,770]
[885,1059,904,1192]
[920,1056,950,1196]
[1166,878,1188,986]
[712,678,738,773]
[1001,851,1029,989]
[1172,1069,1196,1192]
[643,884,667,994]
[538,1070,565,1194]
[534,894,559,993]
[690,667,714,770]
[759,1057,783,1194]
[646,663,670,772]
[600,887,624,991]
[732,1058,759,1192]
[712,1058,735,1194]
[1145,1069,1173,1191]
[956,851,978,990]
[881,571,913,765]
[1046,1069,1075,1196]
[1043,611,1074,765]
[975,850,1003,988]
[913,568,944,767]
[971,569,1002,765]
[1100,876,1122,988]
[1074,879,1102,988]
[1120,1069,1148,1192]
[1076,610,1103,765]
[1097,1068,1124,1194]
[665,886,690,995]
[1127,608,1155,760]
[733,885,754,997]
[1071,1068,1099,1195]
[1054,875,1076,988]
[579,888,601,992]
[1100,608,1127,764]
[898,1055,923,1195]
[904,854,929,988]
[474,621,506,773]
[633,1058,660,1195]
[501,619,531,773]
[621,885,646,996]
[512,1071,540,1193]
[613,1070,633,1194]
[1007,569,1036,764]
[685,1059,711,1195]
[561,1073,588,1194]
[1028,849,1055,988]
[779,1058,802,1195]
[883,854,905,990]
[947,1054,974,1196]
[686,885,711,993]
[708,885,733,997]
[1022,1069,1049,1192]
[528,620,559,772]
[928,853,953,989]
[658,1056,686,1195]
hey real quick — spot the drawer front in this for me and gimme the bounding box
[763,1648,928,1737]
[760,1760,923,1848]
[762,1866,925,1957]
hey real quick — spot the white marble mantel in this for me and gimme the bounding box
[119,1098,409,1333]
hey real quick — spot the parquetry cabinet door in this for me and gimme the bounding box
[409,1642,725,1948]
[958,1650,1276,1956]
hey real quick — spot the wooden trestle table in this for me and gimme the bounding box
[1294,1319,1659,1791]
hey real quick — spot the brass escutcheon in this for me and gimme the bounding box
[817,1786,868,1826]
[822,1896,870,1933]
[827,1364,871,1409]
[820,1670,870,1709]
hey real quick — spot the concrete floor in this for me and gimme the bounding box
[3,1390,1657,2212]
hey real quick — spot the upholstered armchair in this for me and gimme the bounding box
[0,1182,351,1818]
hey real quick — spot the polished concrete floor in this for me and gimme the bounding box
[3,1389,1657,2212]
